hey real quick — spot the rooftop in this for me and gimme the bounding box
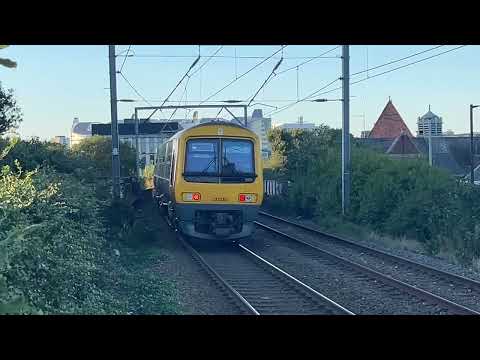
[368,100,413,139]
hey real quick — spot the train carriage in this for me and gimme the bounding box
[153,121,263,242]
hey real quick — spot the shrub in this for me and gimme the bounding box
[268,125,480,263]
[0,139,177,314]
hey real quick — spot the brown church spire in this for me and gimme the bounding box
[368,100,413,139]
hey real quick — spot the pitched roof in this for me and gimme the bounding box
[386,132,420,154]
[368,100,413,139]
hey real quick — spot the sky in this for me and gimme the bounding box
[1,45,479,140]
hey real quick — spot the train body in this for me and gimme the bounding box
[153,121,263,242]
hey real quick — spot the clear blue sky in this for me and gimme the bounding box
[1,45,479,140]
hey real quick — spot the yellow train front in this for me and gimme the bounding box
[153,121,263,242]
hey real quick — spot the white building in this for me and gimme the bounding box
[417,106,443,137]
[52,136,70,146]
[70,118,99,147]
[275,122,316,131]
[230,109,271,159]
[92,120,179,167]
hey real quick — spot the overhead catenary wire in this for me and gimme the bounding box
[189,46,224,78]
[245,46,340,105]
[117,54,339,60]
[275,46,341,76]
[265,45,468,117]
[198,45,287,105]
[351,45,445,77]
[145,53,201,121]
[168,75,192,121]
[119,45,132,73]
[118,71,154,106]
[247,54,284,106]
[265,77,341,116]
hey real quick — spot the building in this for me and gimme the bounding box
[276,123,317,131]
[231,109,272,159]
[357,100,477,177]
[51,136,70,146]
[385,131,421,160]
[276,116,317,132]
[368,100,413,139]
[276,115,317,132]
[417,106,443,136]
[70,118,98,147]
[91,121,180,167]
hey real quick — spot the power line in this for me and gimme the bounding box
[265,77,340,116]
[190,46,224,78]
[119,54,339,60]
[168,75,192,121]
[350,45,467,84]
[145,54,201,121]
[275,46,340,76]
[118,99,332,103]
[247,55,284,106]
[264,45,468,117]
[119,45,132,73]
[199,45,287,105]
[118,71,154,106]
[351,45,445,77]
[246,46,340,106]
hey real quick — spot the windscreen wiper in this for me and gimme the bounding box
[199,156,217,175]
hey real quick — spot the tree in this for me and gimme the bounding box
[71,136,136,178]
[0,82,22,135]
[0,45,17,69]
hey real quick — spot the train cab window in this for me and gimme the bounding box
[184,138,255,183]
[185,139,219,174]
[221,139,254,176]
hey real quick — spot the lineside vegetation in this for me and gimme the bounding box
[266,126,480,264]
[0,136,178,314]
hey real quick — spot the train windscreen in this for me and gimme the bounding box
[184,138,255,183]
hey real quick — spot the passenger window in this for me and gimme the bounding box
[170,152,175,183]
[165,141,173,179]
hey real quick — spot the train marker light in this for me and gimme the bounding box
[239,194,257,203]
[183,192,201,202]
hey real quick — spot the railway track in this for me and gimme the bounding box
[178,233,354,315]
[255,211,480,315]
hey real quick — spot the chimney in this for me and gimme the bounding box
[193,111,198,121]
[298,116,303,125]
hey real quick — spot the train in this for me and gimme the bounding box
[152,121,263,242]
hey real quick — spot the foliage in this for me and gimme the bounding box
[0,82,22,135]
[71,136,137,178]
[267,126,480,262]
[0,46,17,69]
[0,137,178,314]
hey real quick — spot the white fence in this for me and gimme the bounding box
[264,179,285,196]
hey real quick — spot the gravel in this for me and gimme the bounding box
[260,208,480,283]
[196,244,347,315]
[246,227,449,315]
[257,214,480,313]
[140,197,241,315]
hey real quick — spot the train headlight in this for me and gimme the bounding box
[239,193,257,203]
[183,192,201,202]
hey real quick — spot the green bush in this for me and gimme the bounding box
[71,135,137,178]
[268,126,480,262]
[0,138,177,314]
